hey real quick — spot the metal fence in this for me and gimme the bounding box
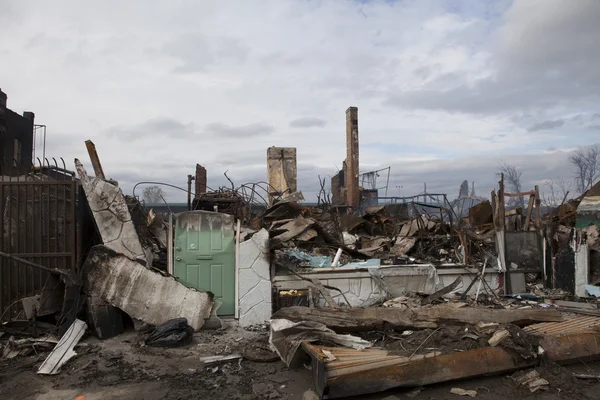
[0,158,77,321]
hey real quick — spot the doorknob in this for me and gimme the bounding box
[175,257,181,261]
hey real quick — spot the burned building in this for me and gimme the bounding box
[0,89,35,176]
[331,108,361,208]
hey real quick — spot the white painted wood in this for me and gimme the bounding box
[235,218,241,319]
[37,319,87,375]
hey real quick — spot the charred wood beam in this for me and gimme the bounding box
[273,306,563,332]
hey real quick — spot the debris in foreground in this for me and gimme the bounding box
[2,336,59,359]
[450,388,477,397]
[144,318,194,348]
[512,370,549,393]
[199,354,243,366]
[37,319,87,375]
[488,329,510,347]
[573,373,600,379]
[84,245,214,330]
[269,319,372,367]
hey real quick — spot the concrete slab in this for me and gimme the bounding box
[75,159,147,263]
[238,229,272,327]
[84,245,214,330]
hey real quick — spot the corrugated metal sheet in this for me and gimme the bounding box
[524,313,600,336]
[0,165,77,322]
[577,196,600,213]
[303,332,600,399]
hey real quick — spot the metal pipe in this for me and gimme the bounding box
[0,251,64,276]
[331,248,343,268]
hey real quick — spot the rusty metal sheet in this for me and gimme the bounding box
[524,313,600,336]
[302,332,600,399]
[303,343,535,399]
[542,332,600,364]
[0,163,77,322]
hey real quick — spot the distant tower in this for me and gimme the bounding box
[458,180,469,199]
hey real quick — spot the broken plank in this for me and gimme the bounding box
[199,354,242,366]
[37,319,87,375]
[84,140,106,180]
[573,374,600,379]
[272,306,563,332]
[308,278,339,308]
[422,276,462,305]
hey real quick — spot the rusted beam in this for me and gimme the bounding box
[304,343,535,398]
[84,140,105,180]
[304,332,600,399]
[541,332,600,364]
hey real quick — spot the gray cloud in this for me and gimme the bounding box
[108,119,274,142]
[204,122,274,138]
[164,35,248,73]
[289,117,327,128]
[387,1,600,115]
[527,119,565,132]
[107,118,196,142]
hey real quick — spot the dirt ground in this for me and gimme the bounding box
[1,326,600,400]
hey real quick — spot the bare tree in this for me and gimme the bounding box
[569,144,600,194]
[541,178,573,207]
[498,162,525,209]
[143,185,166,204]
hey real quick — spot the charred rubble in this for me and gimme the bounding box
[1,106,600,400]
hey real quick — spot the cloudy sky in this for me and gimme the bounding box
[1,0,599,202]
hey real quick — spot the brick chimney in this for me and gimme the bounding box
[345,107,359,208]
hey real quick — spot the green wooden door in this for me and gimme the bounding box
[174,211,235,315]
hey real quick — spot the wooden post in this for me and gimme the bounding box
[524,194,535,231]
[84,140,105,179]
[534,185,541,229]
[187,175,193,211]
[497,174,511,294]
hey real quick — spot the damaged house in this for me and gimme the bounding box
[2,104,600,399]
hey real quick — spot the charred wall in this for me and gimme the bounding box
[0,89,34,176]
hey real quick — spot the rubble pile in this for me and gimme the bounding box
[2,139,600,400]
[261,200,496,272]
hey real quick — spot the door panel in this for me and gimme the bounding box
[174,211,235,315]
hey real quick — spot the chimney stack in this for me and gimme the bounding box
[345,107,359,208]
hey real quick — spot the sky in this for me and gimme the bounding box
[1,0,599,202]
